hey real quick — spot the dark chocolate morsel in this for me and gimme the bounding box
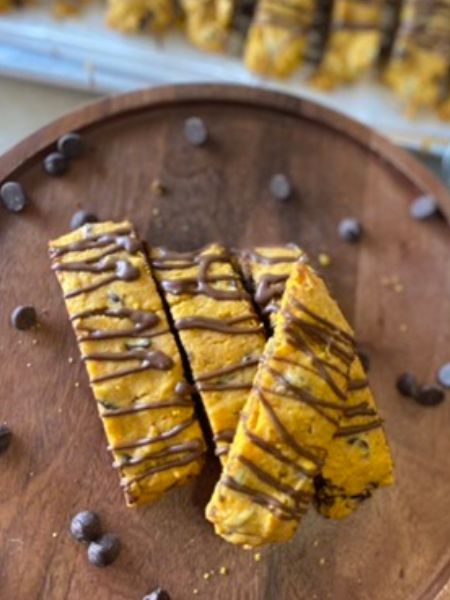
[184,117,208,146]
[10,305,37,330]
[415,385,445,407]
[0,181,28,213]
[87,533,121,567]
[43,152,69,177]
[338,218,363,243]
[143,588,172,600]
[57,132,85,159]
[396,372,419,397]
[70,511,102,543]
[437,363,450,389]
[70,211,99,230]
[410,195,440,220]
[269,174,292,202]
[0,425,12,455]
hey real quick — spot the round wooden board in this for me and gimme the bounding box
[1,84,449,600]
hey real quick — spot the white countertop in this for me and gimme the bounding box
[0,75,98,155]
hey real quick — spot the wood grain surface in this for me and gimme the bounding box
[0,84,449,600]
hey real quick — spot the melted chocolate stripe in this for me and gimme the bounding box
[222,475,304,521]
[49,227,133,258]
[114,440,202,468]
[121,448,204,488]
[109,416,196,451]
[72,307,161,341]
[290,298,355,346]
[255,274,289,308]
[176,315,263,335]
[348,378,369,391]
[213,430,235,443]
[241,247,300,265]
[89,350,173,384]
[238,455,312,503]
[198,382,252,392]
[334,419,383,438]
[101,397,192,418]
[196,358,260,382]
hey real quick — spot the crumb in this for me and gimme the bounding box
[243,544,252,551]
[26,363,32,368]
[319,558,326,566]
[151,179,167,195]
[29,471,34,477]
[394,283,404,293]
[219,566,229,575]
[313,539,319,547]
[52,531,58,538]
[254,552,262,562]
[318,253,331,267]
[18,340,23,345]
[32,339,38,346]
[57,408,63,414]
[209,570,215,575]
[203,572,211,580]
[152,207,160,217]
[381,276,390,286]
[193,589,198,595]
[181,224,190,232]
[68,357,74,364]
[399,323,408,333]
[74,382,80,388]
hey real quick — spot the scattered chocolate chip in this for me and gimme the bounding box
[410,194,440,220]
[437,363,450,389]
[87,533,121,567]
[357,348,370,372]
[43,152,69,177]
[338,218,363,243]
[10,305,37,330]
[70,511,102,543]
[143,588,172,600]
[415,385,445,407]
[396,372,419,397]
[269,174,292,202]
[0,181,28,213]
[70,210,98,230]
[57,132,85,160]
[151,179,167,196]
[184,117,208,146]
[0,425,12,455]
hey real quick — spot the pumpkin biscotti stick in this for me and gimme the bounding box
[181,0,235,52]
[312,0,385,89]
[49,221,205,507]
[244,0,318,77]
[206,262,355,546]
[240,247,394,520]
[107,0,176,33]
[383,0,450,113]
[151,244,266,461]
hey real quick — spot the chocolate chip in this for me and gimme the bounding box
[437,363,450,389]
[184,117,208,146]
[410,194,440,220]
[70,210,98,230]
[1,181,28,213]
[396,372,419,397]
[10,306,37,330]
[357,348,370,372]
[338,218,363,243]
[43,152,69,177]
[415,385,445,407]
[143,588,172,600]
[269,174,292,202]
[70,511,102,543]
[57,132,85,159]
[87,533,121,567]
[0,425,12,455]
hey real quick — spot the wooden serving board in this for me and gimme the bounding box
[0,85,449,600]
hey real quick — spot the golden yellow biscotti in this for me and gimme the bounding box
[49,221,205,507]
[383,0,450,113]
[312,0,385,89]
[151,245,267,461]
[206,262,355,546]
[240,246,395,520]
[244,0,317,77]
[107,0,176,33]
[181,0,235,52]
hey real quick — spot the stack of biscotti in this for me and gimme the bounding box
[50,225,394,545]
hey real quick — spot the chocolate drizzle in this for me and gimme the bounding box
[176,315,263,335]
[255,274,289,313]
[71,307,165,342]
[85,350,174,384]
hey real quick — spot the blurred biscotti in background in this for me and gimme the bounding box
[2,0,449,119]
